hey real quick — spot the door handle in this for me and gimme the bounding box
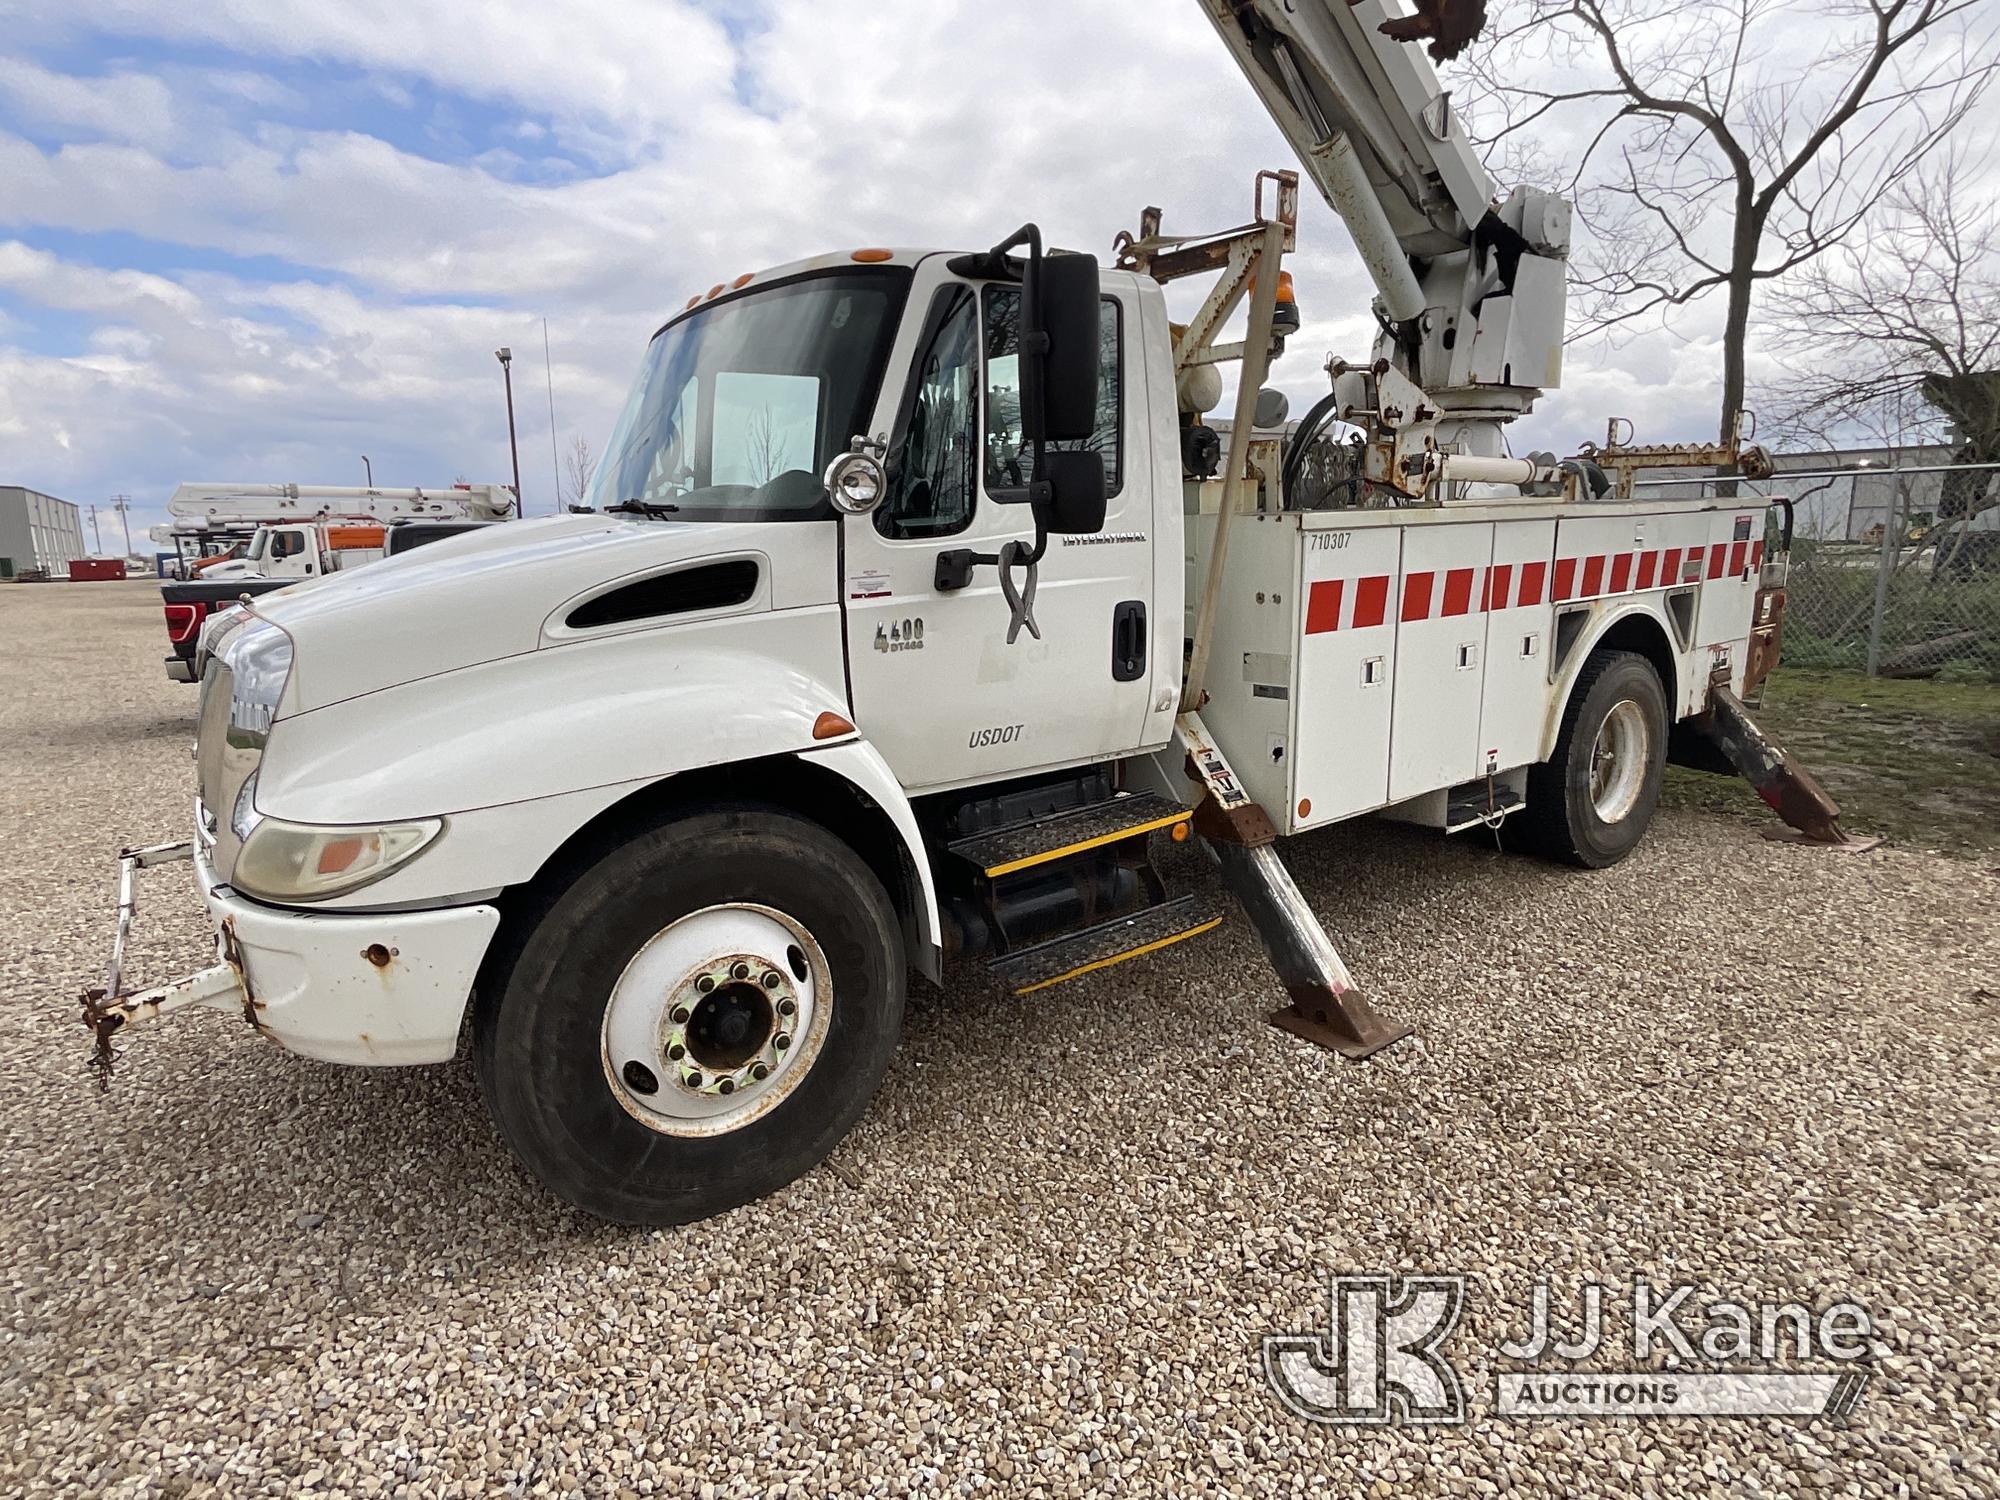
[1112,600,1146,682]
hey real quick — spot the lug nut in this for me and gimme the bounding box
[777,998,796,1017]
[718,1078,735,1095]
[667,1043,685,1061]
[774,1033,792,1051]
[731,961,751,980]
[696,975,715,993]
[670,1005,691,1024]
[684,1069,703,1088]
[750,1063,770,1080]
[761,971,781,989]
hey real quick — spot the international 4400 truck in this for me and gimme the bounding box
[81,0,1844,1224]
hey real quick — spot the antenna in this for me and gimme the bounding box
[543,317,561,513]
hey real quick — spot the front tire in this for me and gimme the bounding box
[1511,649,1668,869]
[475,805,905,1225]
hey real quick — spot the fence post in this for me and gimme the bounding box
[1863,488,1900,677]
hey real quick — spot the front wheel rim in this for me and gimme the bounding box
[600,903,832,1137]
[1589,698,1651,824]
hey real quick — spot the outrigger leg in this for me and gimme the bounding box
[1686,682,1871,849]
[1169,714,1412,1060]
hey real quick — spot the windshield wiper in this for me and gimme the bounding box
[603,499,681,518]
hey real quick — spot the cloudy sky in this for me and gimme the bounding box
[0,0,1931,542]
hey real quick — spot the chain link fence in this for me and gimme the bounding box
[1785,462,1998,679]
[1639,460,2000,680]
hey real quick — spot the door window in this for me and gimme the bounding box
[982,288,1122,499]
[880,287,979,538]
[270,530,306,559]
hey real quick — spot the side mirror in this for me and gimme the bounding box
[1035,449,1106,535]
[1024,253,1101,444]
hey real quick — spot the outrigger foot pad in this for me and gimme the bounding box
[1208,839,1413,1061]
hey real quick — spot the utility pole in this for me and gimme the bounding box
[110,494,133,556]
[88,504,101,553]
[496,347,523,518]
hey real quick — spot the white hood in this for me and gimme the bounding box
[257,513,838,714]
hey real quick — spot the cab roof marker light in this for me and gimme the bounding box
[850,248,894,263]
[731,272,754,289]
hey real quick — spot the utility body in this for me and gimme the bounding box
[82,0,1832,1224]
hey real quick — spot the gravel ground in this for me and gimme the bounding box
[2,579,1996,1499]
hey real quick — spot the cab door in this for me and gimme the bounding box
[843,261,1156,793]
[265,526,318,578]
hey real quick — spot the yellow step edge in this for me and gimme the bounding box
[983,811,1192,878]
[1011,915,1224,996]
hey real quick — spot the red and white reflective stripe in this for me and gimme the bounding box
[1302,541,1761,636]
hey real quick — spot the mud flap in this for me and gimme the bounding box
[1685,682,1856,846]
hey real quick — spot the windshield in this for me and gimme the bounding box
[586,269,912,522]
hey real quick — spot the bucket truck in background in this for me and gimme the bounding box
[154,483,513,682]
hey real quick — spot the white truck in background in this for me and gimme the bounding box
[155,483,513,681]
[81,0,1844,1226]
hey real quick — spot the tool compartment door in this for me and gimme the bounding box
[1291,523,1402,828]
[1478,517,1557,772]
[1388,521,1494,801]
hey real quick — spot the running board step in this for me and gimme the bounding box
[947,792,1193,878]
[1445,781,1525,834]
[989,894,1226,996]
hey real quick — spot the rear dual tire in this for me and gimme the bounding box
[475,805,905,1225]
[1510,649,1668,869]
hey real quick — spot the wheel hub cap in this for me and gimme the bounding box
[1589,698,1650,823]
[600,903,829,1137]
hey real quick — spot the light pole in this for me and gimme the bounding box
[362,454,374,488]
[496,347,523,517]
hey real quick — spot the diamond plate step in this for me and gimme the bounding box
[946,792,1192,878]
[988,893,1226,996]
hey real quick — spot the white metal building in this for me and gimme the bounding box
[0,486,87,576]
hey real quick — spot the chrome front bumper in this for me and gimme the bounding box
[83,840,502,1075]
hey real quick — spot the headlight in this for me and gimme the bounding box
[232,816,443,901]
[228,621,293,744]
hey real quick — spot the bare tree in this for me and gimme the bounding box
[1770,153,1997,469]
[744,404,791,486]
[1466,0,1996,449]
[1769,152,1999,562]
[561,433,596,509]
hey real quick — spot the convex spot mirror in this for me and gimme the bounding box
[1035,449,1106,536]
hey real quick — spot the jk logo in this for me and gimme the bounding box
[1263,1275,1468,1426]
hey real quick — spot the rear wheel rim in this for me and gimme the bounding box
[1589,698,1650,824]
[600,903,831,1137]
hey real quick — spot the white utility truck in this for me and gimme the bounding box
[156,483,513,682]
[83,0,1838,1224]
